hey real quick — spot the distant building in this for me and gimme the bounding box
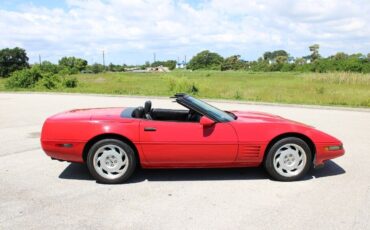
[177,60,186,69]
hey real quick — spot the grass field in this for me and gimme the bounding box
[0,71,369,107]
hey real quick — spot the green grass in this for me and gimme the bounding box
[1,70,369,107]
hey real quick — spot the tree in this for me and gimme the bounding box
[89,63,105,74]
[249,60,269,71]
[221,55,246,71]
[263,51,273,61]
[108,63,125,72]
[367,53,370,61]
[309,44,320,61]
[334,52,348,60]
[40,61,60,74]
[58,56,88,74]
[187,50,224,70]
[275,56,288,64]
[263,50,288,62]
[0,47,29,77]
[295,58,306,65]
[272,50,288,58]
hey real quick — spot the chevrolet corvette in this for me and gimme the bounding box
[41,93,344,183]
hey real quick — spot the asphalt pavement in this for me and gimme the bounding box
[0,93,369,230]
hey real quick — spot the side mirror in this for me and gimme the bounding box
[200,116,215,127]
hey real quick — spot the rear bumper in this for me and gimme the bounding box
[314,143,345,166]
[41,140,86,163]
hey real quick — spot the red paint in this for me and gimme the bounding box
[41,107,344,168]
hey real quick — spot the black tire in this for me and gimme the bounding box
[86,139,137,184]
[264,137,312,181]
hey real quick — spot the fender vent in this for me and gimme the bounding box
[238,145,261,160]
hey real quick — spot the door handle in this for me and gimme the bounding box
[144,127,156,131]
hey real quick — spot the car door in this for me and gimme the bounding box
[139,119,238,166]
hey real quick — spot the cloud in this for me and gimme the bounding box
[0,0,369,64]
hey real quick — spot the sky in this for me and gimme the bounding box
[0,0,369,65]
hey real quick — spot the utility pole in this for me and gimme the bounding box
[102,50,105,67]
[153,53,156,63]
[184,55,187,65]
[39,54,42,66]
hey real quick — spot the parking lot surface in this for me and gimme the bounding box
[0,93,369,230]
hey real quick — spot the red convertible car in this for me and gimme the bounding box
[41,93,344,183]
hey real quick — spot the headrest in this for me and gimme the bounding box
[144,100,152,113]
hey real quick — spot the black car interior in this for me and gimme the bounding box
[144,101,152,119]
[131,100,201,122]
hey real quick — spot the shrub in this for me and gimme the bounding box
[343,58,363,72]
[57,67,73,76]
[5,67,42,88]
[293,63,313,72]
[63,77,78,88]
[362,62,370,73]
[40,61,60,74]
[268,63,283,71]
[39,74,60,89]
[281,63,295,72]
[249,61,269,71]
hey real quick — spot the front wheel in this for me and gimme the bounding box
[264,137,312,181]
[87,139,137,184]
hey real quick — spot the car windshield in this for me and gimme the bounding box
[186,96,235,122]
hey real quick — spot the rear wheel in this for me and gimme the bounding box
[87,139,137,184]
[264,137,312,181]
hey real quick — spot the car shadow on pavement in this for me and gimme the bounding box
[58,160,345,183]
[303,160,346,180]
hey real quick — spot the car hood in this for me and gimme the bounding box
[48,107,125,121]
[231,110,312,127]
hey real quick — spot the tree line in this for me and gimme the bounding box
[0,48,179,89]
[1,45,370,90]
[187,45,370,73]
[0,48,180,78]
